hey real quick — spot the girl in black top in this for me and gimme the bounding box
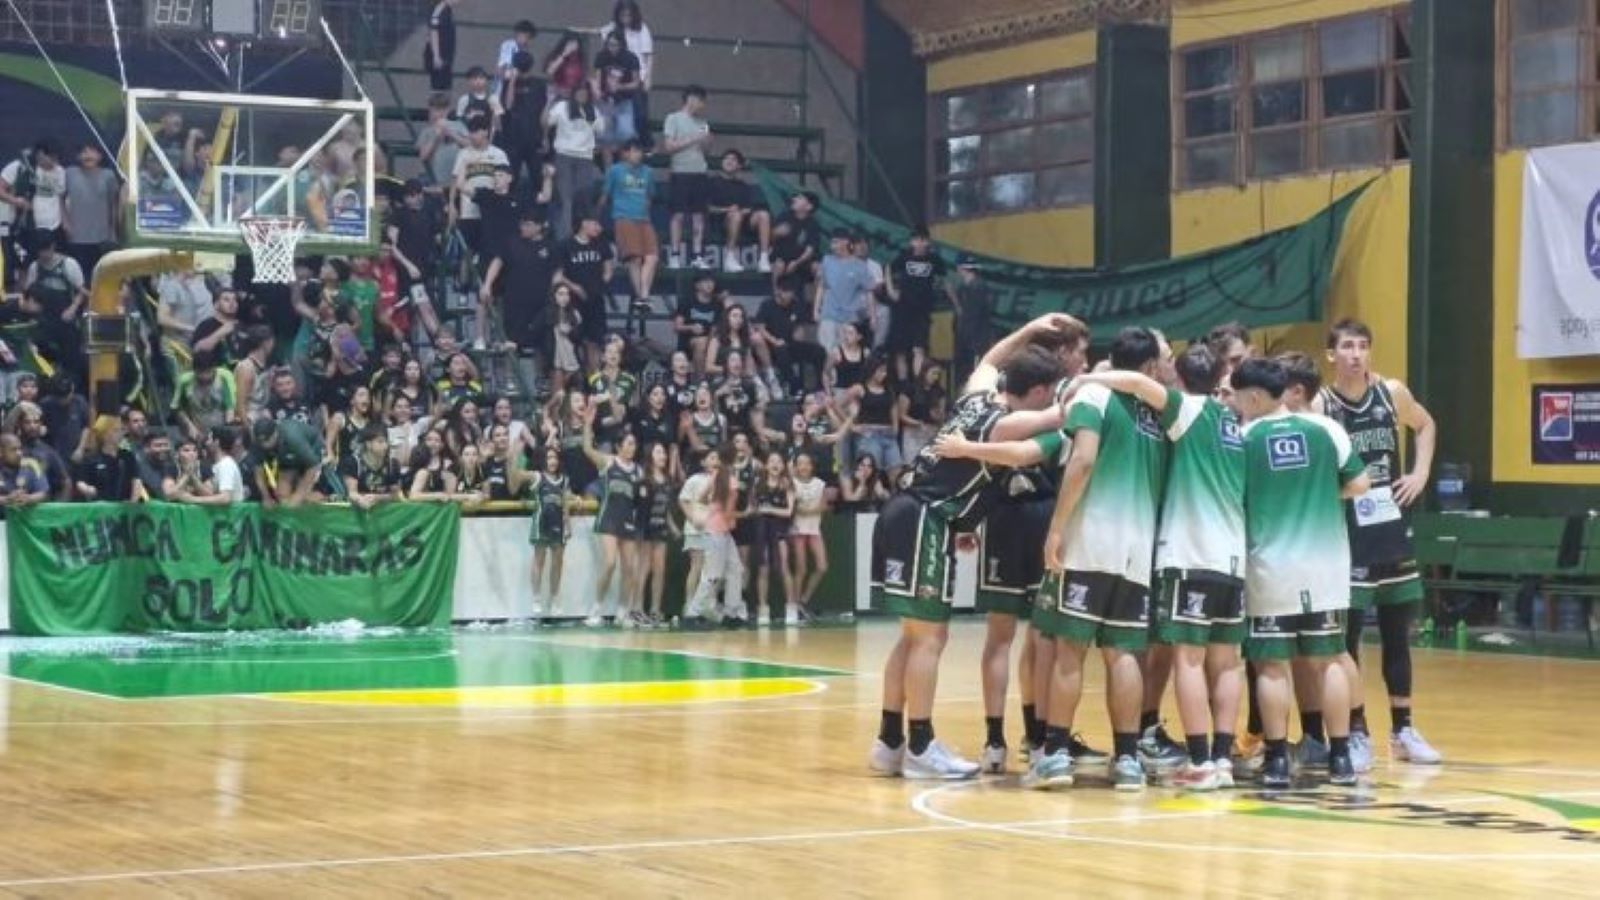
[838,452,890,513]
[664,351,700,419]
[898,362,949,466]
[582,408,643,627]
[826,321,869,398]
[388,358,435,421]
[406,428,458,500]
[705,303,764,379]
[848,356,903,479]
[549,389,599,495]
[729,430,760,593]
[630,383,680,478]
[635,442,677,626]
[680,383,726,474]
[484,423,532,501]
[442,397,484,461]
[454,442,489,500]
[327,383,375,468]
[753,450,795,625]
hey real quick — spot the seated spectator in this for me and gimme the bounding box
[813,229,873,354]
[9,400,68,500]
[0,433,47,513]
[72,414,136,502]
[663,350,701,418]
[592,29,644,168]
[771,192,821,296]
[250,417,324,507]
[601,139,660,304]
[482,422,534,501]
[704,303,771,383]
[133,428,176,502]
[163,437,227,505]
[192,288,243,367]
[673,272,721,371]
[172,351,235,442]
[663,87,713,271]
[587,337,637,450]
[327,383,378,467]
[405,427,457,500]
[266,369,313,425]
[439,396,484,460]
[709,150,772,274]
[714,350,778,443]
[385,393,426,469]
[435,351,486,411]
[386,356,436,422]
[678,384,725,475]
[39,374,88,460]
[211,425,246,503]
[341,424,405,509]
[755,282,826,396]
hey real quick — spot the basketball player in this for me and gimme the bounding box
[973,320,1098,773]
[1232,358,1369,788]
[868,314,1075,780]
[1314,320,1442,764]
[1069,342,1247,791]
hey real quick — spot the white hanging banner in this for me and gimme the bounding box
[1519,142,1600,359]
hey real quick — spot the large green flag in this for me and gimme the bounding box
[754,169,1366,341]
[7,503,460,635]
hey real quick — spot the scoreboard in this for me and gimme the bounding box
[144,0,322,43]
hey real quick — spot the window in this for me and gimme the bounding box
[1503,0,1600,147]
[930,67,1095,221]
[1176,9,1413,188]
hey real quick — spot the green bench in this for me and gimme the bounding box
[1415,513,1599,648]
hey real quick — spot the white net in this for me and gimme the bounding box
[239,216,307,284]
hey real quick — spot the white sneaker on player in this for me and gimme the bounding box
[1213,757,1236,789]
[1020,749,1074,790]
[980,743,1008,775]
[1171,760,1219,792]
[868,739,904,777]
[903,740,980,780]
[1391,727,1443,764]
[583,612,603,628]
[723,252,745,274]
[1350,731,1375,773]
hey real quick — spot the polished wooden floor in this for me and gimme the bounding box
[2,621,1599,897]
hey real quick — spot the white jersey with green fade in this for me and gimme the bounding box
[1241,411,1367,616]
[1155,391,1246,579]
[1033,382,1173,587]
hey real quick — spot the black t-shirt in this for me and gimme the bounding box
[755,296,800,345]
[474,190,521,261]
[268,396,313,425]
[664,374,700,420]
[136,453,178,499]
[339,454,402,495]
[715,376,759,424]
[559,237,614,312]
[675,294,721,341]
[74,448,137,501]
[497,236,557,344]
[905,391,1009,530]
[890,251,946,317]
[773,212,820,263]
[390,205,439,272]
[630,407,676,453]
[708,172,764,211]
[504,73,549,145]
[428,2,456,64]
[190,317,240,366]
[593,47,642,99]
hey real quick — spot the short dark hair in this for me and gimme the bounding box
[428,92,451,110]
[683,84,708,101]
[360,424,388,444]
[1277,351,1322,396]
[1207,321,1250,351]
[621,137,646,153]
[213,425,241,454]
[143,427,171,445]
[241,325,274,354]
[721,148,747,166]
[1175,343,1224,395]
[999,345,1067,398]
[1110,327,1161,372]
[251,418,278,444]
[32,139,59,160]
[1230,357,1288,399]
[910,225,931,240]
[192,350,218,373]
[1326,317,1373,349]
[466,114,492,134]
[514,19,537,36]
[466,65,489,79]
[1029,318,1090,354]
[512,50,533,73]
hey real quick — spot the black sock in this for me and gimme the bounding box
[985,716,1005,748]
[1022,703,1043,745]
[878,710,904,749]
[1350,704,1369,736]
[1212,732,1235,761]
[1300,711,1325,743]
[1139,710,1160,733]
[1043,724,1070,756]
[1246,661,1262,734]
[908,718,935,755]
[1113,731,1138,760]
[1186,735,1209,766]
[1265,738,1289,762]
[1329,735,1350,759]
[1392,705,1413,733]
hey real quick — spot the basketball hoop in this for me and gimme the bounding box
[239,215,307,284]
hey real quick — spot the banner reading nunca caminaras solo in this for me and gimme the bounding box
[754,170,1367,341]
[7,503,460,635]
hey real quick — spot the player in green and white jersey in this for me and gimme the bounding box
[1232,358,1370,789]
[1067,342,1246,792]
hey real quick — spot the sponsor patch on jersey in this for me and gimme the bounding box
[1541,392,1574,442]
[1219,415,1244,450]
[1267,433,1310,471]
[884,559,906,587]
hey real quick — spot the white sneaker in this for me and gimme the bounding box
[723,252,745,274]
[757,252,772,274]
[1171,760,1219,792]
[868,739,904,776]
[980,743,1007,775]
[1390,727,1443,764]
[618,612,637,630]
[692,253,714,271]
[668,249,685,270]
[583,612,603,628]
[471,338,487,352]
[1213,757,1236,789]
[903,740,980,780]
[784,603,800,625]
[1020,749,1074,790]
[1350,731,1375,773]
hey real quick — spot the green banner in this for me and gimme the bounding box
[754,169,1366,341]
[7,503,460,635]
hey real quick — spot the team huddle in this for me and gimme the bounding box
[868,312,1440,791]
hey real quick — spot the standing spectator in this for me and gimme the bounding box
[172,351,234,441]
[847,356,902,477]
[678,447,715,604]
[635,442,676,625]
[0,433,48,512]
[673,271,721,370]
[340,256,380,352]
[752,449,795,625]
[63,143,118,279]
[680,383,726,473]
[714,350,770,439]
[544,32,589,100]
[786,451,829,620]
[630,383,679,474]
[884,227,949,381]
[482,210,557,354]
[453,66,504,130]
[951,258,993,387]
[825,320,869,398]
[417,94,469,193]
[251,418,324,508]
[501,52,548,190]
[156,269,213,343]
[24,141,67,255]
[586,338,638,450]
[211,425,246,503]
[423,0,458,92]
[663,86,713,270]
[663,350,700,418]
[192,288,243,367]
[472,165,524,278]
[683,445,747,627]
[548,82,604,239]
[406,428,458,500]
[837,452,890,512]
[709,150,772,274]
[771,191,821,295]
[528,445,572,614]
[0,145,31,288]
[897,363,948,465]
[233,326,275,423]
[495,19,539,101]
[600,1,655,147]
[341,424,404,509]
[600,139,660,304]
[755,282,826,396]
[592,29,643,168]
[581,408,644,626]
[22,235,87,377]
[543,283,585,395]
[386,181,445,339]
[813,229,873,354]
[449,116,509,261]
[856,234,887,350]
[71,415,136,502]
[555,211,615,367]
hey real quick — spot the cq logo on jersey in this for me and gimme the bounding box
[1267,433,1310,470]
[1219,415,1244,449]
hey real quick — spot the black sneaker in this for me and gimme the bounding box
[1328,752,1357,787]
[1068,733,1110,765]
[1261,753,1291,790]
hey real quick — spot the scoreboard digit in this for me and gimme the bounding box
[261,0,320,42]
[145,0,203,33]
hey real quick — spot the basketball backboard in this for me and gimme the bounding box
[124,89,376,255]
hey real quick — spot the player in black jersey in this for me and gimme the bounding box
[529,446,573,618]
[635,442,678,627]
[868,313,1078,781]
[582,408,644,628]
[1316,319,1441,765]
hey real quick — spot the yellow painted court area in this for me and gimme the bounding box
[270,677,824,708]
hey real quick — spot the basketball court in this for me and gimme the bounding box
[1,621,1596,894]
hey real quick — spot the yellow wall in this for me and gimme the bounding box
[1172,0,1402,48]
[1491,152,1600,484]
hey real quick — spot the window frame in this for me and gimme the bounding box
[1497,0,1600,149]
[1173,6,1414,189]
[926,64,1097,222]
